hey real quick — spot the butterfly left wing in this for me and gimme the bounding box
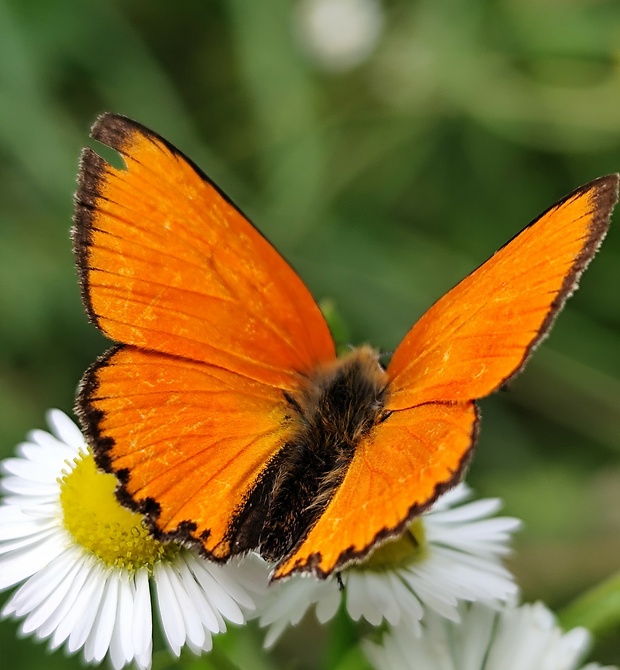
[73,114,335,558]
[387,175,619,410]
[274,175,618,578]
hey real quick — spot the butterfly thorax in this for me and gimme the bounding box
[226,345,389,560]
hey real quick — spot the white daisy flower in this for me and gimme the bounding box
[363,600,618,670]
[259,483,521,646]
[0,409,267,669]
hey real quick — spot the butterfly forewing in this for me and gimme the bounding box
[74,113,335,390]
[387,176,619,410]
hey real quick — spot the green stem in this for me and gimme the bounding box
[558,570,620,637]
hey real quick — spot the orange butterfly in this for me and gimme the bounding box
[73,113,618,580]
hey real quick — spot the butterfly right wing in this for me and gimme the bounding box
[83,345,297,558]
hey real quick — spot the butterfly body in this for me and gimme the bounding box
[73,113,618,580]
[228,345,388,560]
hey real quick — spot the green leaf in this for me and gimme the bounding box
[559,570,620,636]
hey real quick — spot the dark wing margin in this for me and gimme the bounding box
[502,174,619,388]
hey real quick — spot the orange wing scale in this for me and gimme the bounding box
[74,113,618,580]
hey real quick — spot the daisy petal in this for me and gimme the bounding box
[363,601,619,670]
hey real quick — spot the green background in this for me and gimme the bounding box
[0,0,619,667]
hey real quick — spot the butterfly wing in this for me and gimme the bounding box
[273,401,478,578]
[274,175,618,578]
[74,114,335,555]
[74,113,335,388]
[388,176,619,410]
[83,345,297,558]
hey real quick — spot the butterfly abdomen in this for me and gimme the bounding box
[226,346,389,560]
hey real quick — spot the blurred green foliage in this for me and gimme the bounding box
[0,0,619,666]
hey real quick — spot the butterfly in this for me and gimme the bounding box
[73,113,618,580]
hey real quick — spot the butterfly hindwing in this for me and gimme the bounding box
[273,401,478,578]
[80,345,297,557]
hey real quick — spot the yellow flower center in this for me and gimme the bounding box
[59,450,179,571]
[355,519,427,571]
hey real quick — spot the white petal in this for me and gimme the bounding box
[6,545,82,618]
[357,571,398,626]
[233,553,270,600]
[108,574,136,669]
[153,562,186,656]
[458,602,496,670]
[1,477,59,497]
[1,494,58,510]
[345,572,369,622]
[263,616,290,649]
[0,534,67,592]
[48,557,95,649]
[169,562,209,649]
[67,563,108,652]
[24,428,74,456]
[428,497,503,524]
[0,505,56,541]
[399,563,460,621]
[132,569,153,663]
[46,410,85,451]
[0,527,59,558]
[83,570,119,663]
[175,556,220,635]
[259,576,334,648]
[186,556,244,626]
[380,571,406,625]
[15,441,72,469]
[1,457,62,484]
[19,553,84,635]
[430,483,472,509]
[315,584,340,623]
[209,559,259,611]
